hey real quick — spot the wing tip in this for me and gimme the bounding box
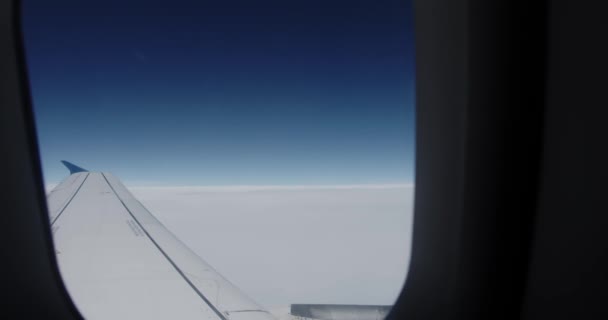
[61,160,88,174]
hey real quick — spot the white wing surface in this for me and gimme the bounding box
[47,162,275,320]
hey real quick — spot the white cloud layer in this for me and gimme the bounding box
[128,184,414,309]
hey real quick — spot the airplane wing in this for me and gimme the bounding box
[47,161,275,320]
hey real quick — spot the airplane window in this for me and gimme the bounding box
[22,0,415,319]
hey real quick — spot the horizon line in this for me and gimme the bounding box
[45,182,414,193]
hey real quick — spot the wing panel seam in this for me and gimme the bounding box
[100,173,227,320]
[51,173,90,226]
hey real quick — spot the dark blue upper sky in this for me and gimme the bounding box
[23,0,415,186]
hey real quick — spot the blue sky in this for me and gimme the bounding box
[22,0,415,186]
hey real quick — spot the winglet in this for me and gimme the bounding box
[61,161,88,174]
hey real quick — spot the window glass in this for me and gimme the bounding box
[23,0,415,317]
